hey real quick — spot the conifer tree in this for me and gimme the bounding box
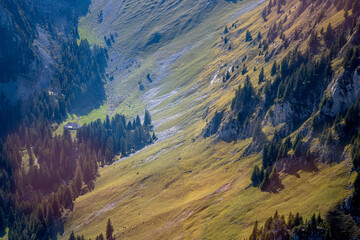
[106,218,114,240]
[258,67,265,83]
[246,30,253,42]
[351,172,360,207]
[96,233,105,240]
[69,231,76,240]
[271,61,277,76]
[249,221,259,240]
[144,110,152,126]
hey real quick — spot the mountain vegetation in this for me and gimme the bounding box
[51,38,108,113]
[0,0,155,239]
[249,208,359,240]
[200,0,360,237]
[1,0,360,239]
[0,92,154,239]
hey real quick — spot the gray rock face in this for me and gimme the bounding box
[202,110,224,138]
[321,70,360,117]
[217,117,238,142]
[263,102,294,135]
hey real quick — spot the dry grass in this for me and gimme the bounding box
[61,0,354,239]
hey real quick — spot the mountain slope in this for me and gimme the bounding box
[62,0,360,239]
[0,0,91,100]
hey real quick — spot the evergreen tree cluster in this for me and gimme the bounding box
[0,0,36,82]
[0,90,67,138]
[51,39,108,113]
[0,110,155,239]
[77,111,155,165]
[2,122,98,239]
[316,102,360,159]
[335,0,360,16]
[249,211,303,240]
[251,134,309,191]
[0,1,109,238]
[343,41,360,72]
[231,76,258,128]
[0,89,155,239]
[350,129,360,213]
[0,92,70,238]
[263,49,333,129]
[68,218,114,240]
[245,30,253,42]
[249,209,358,240]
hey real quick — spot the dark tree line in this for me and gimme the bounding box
[69,218,114,240]
[249,208,358,240]
[0,0,36,82]
[0,0,109,238]
[2,120,97,239]
[231,76,258,128]
[0,85,154,239]
[0,108,155,239]
[0,90,67,138]
[251,132,311,191]
[77,111,156,165]
[51,38,108,114]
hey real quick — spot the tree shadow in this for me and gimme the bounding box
[266,181,285,193]
[285,159,319,178]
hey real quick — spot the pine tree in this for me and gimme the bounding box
[69,231,76,240]
[351,172,360,207]
[251,165,263,186]
[0,207,5,236]
[136,115,141,127]
[127,121,132,130]
[249,221,259,240]
[271,61,277,76]
[105,115,110,129]
[260,168,270,191]
[309,31,319,52]
[96,233,105,240]
[71,166,83,197]
[317,213,323,224]
[294,139,302,158]
[258,67,265,83]
[246,30,253,42]
[144,110,152,126]
[146,73,152,83]
[106,218,114,240]
[257,32,262,40]
[324,23,334,47]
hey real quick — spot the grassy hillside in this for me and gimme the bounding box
[63,122,353,239]
[61,0,357,239]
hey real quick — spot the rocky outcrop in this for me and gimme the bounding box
[202,110,225,138]
[263,102,294,135]
[217,117,238,142]
[321,70,360,117]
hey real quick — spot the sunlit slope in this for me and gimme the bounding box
[77,0,265,124]
[62,0,355,239]
[63,120,352,239]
